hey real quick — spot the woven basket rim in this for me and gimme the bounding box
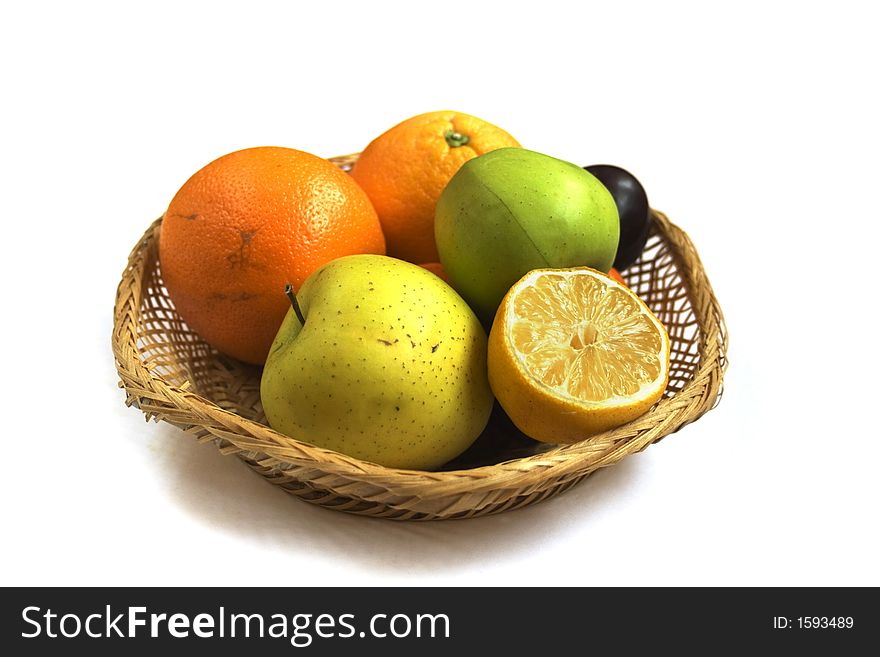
[113,210,728,499]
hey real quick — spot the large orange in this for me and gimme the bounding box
[159,146,385,365]
[350,110,520,264]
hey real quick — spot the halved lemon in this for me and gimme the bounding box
[487,267,670,443]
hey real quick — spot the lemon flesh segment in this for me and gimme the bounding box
[509,271,667,405]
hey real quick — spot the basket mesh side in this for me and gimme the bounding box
[130,219,707,466]
[114,200,727,520]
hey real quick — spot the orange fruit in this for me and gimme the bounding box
[159,146,385,365]
[488,267,670,443]
[418,262,450,284]
[350,110,520,264]
[608,267,627,286]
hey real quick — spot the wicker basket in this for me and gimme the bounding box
[112,154,727,520]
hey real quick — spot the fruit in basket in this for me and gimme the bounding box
[260,254,494,470]
[435,148,619,322]
[585,164,651,271]
[487,267,670,443]
[159,146,385,365]
[350,110,520,264]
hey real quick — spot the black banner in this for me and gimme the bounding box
[1,587,875,654]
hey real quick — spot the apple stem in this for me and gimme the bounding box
[444,130,470,148]
[285,283,306,326]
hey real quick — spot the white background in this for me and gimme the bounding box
[2,1,878,586]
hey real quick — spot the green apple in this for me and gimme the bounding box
[435,147,619,321]
[260,254,493,470]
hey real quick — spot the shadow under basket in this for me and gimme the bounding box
[113,157,728,521]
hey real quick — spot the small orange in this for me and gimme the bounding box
[159,146,385,365]
[608,267,627,286]
[418,262,450,284]
[351,110,520,264]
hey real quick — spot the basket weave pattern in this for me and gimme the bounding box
[112,155,727,520]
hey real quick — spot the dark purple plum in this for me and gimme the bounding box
[585,164,651,271]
